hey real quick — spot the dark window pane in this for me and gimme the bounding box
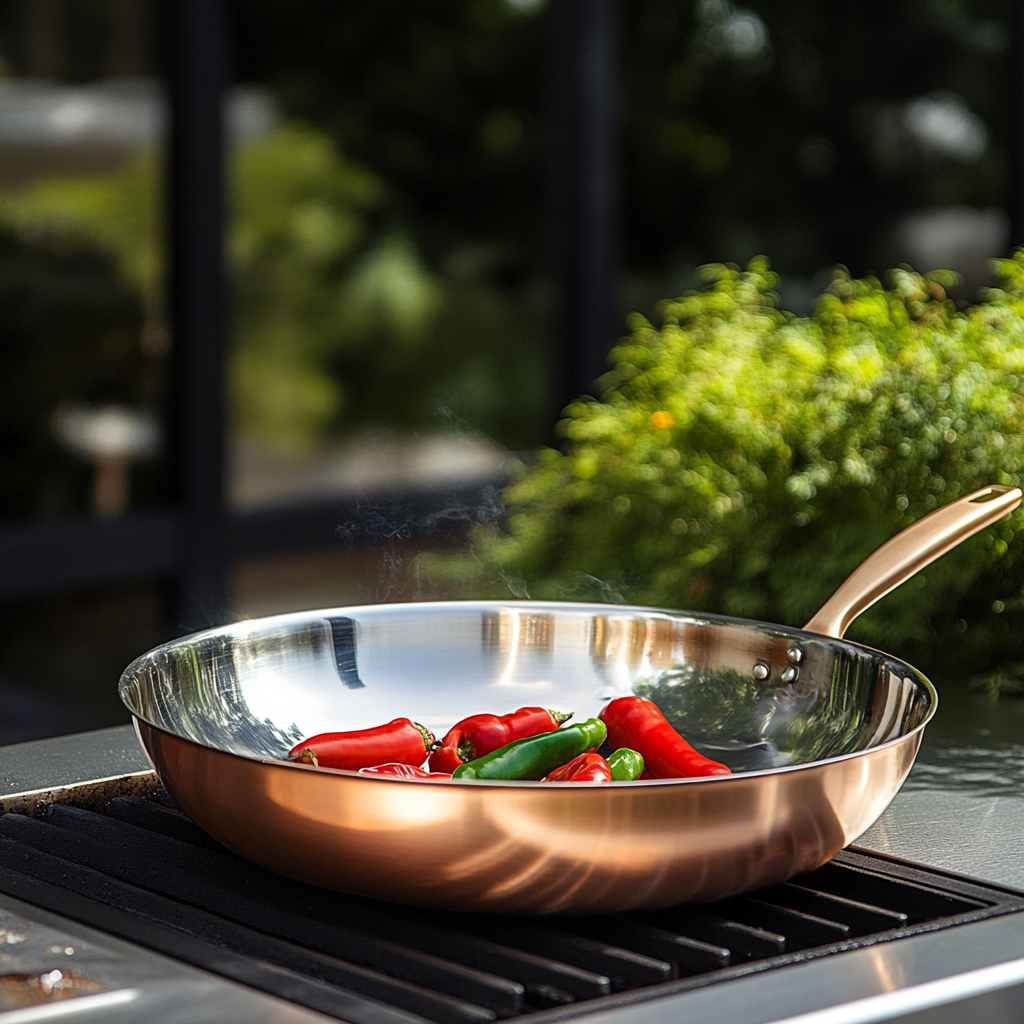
[0,0,169,525]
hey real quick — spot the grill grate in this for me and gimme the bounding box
[1,792,1022,1024]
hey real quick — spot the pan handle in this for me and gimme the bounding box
[802,485,1022,639]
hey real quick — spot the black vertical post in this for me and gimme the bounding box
[1011,0,1024,248]
[550,0,619,413]
[166,0,229,631]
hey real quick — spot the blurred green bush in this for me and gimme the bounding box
[437,257,1024,685]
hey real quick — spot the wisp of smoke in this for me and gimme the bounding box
[335,486,503,546]
[335,486,505,601]
[572,573,628,604]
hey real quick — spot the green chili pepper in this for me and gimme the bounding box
[608,747,644,781]
[452,718,607,781]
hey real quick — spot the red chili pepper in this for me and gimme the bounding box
[599,697,732,778]
[288,719,434,771]
[428,707,572,773]
[543,752,612,782]
[428,744,466,774]
[358,763,452,779]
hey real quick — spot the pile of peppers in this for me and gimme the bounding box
[286,696,731,783]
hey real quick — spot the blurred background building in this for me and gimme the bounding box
[0,0,1016,742]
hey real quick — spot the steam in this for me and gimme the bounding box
[335,486,503,545]
[572,573,627,605]
[336,486,504,602]
[498,571,531,599]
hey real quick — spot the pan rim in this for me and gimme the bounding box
[121,598,938,788]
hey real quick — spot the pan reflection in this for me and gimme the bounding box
[482,610,554,688]
[326,616,365,689]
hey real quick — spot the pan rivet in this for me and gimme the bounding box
[781,665,799,684]
[753,663,770,681]
[787,647,803,663]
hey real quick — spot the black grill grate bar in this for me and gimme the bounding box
[560,917,729,976]
[48,803,254,882]
[46,804,612,1004]
[760,883,909,936]
[11,832,499,1023]
[0,815,524,1017]
[0,840,495,1024]
[714,898,850,951]
[67,803,672,996]
[643,909,786,961]
[835,849,1013,905]
[348,913,611,1003]
[0,860,436,1024]
[792,862,987,924]
[454,920,674,992]
[104,800,673,992]
[105,795,226,852]
[4,795,1024,1024]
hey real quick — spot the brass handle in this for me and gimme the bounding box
[803,485,1022,639]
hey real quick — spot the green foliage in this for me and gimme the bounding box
[233,1,1008,286]
[234,0,547,257]
[447,256,1024,678]
[0,121,548,457]
[228,125,387,452]
[1,125,388,454]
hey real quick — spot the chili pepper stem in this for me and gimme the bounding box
[289,748,319,768]
[549,710,574,726]
[414,722,437,751]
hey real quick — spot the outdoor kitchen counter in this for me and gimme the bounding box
[859,790,1024,892]
[0,724,152,795]
[2,724,1023,896]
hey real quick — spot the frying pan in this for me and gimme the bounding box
[120,485,1021,914]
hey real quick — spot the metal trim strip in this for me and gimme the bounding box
[774,958,1024,1024]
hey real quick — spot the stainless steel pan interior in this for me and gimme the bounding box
[120,486,1020,914]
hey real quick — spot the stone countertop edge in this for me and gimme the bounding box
[856,789,1024,894]
[0,724,154,799]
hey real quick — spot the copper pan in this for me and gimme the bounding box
[120,485,1020,914]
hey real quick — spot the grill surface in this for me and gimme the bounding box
[0,791,1022,1024]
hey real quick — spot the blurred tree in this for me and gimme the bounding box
[621,0,1008,293]
[0,121,547,457]
[0,0,1011,517]
[233,0,1010,316]
[232,0,554,440]
[231,0,548,272]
